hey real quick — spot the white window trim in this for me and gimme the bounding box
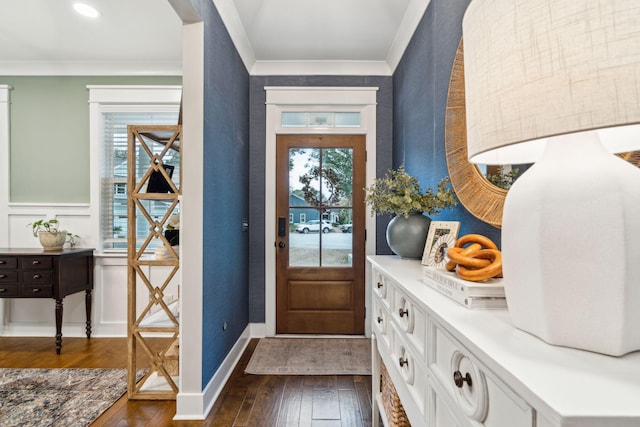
[264,86,378,338]
[87,85,182,254]
[0,85,11,248]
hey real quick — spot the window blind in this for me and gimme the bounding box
[101,111,179,251]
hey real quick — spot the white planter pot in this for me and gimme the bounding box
[38,231,66,250]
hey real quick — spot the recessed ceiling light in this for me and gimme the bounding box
[73,3,100,18]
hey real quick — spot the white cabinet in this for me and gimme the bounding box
[369,255,640,427]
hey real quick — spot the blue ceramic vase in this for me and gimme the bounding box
[385,213,431,259]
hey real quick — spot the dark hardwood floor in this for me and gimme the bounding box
[0,337,372,426]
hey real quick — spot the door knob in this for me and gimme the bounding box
[278,241,286,249]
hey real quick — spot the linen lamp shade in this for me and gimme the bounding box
[462,0,640,355]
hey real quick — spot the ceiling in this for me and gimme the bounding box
[0,0,430,76]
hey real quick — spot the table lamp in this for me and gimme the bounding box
[462,0,640,356]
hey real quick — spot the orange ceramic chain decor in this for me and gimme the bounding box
[446,234,503,282]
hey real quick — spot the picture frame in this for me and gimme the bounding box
[422,221,461,267]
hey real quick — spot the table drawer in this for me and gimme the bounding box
[20,284,53,298]
[22,270,53,284]
[0,270,18,283]
[0,257,18,269]
[0,284,18,297]
[20,256,53,269]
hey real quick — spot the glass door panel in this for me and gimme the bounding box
[288,148,354,268]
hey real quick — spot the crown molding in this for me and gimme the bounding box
[0,61,182,76]
[212,0,256,73]
[251,60,392,76]
[386,0,431,73]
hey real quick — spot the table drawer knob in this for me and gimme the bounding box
[32,288,41,293]
[398,308,409,317]
[453,370,473,388]
[0,260,5,264]
[0,274,5,278]
[33,274,42,279]
[0,288,6,293]
[32,260,41,265]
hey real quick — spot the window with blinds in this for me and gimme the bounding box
[101,111,179,250]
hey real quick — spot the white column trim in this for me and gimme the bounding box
[175,20,205,418]
[264,86,378,338]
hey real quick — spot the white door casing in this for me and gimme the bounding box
[264,86,378,338]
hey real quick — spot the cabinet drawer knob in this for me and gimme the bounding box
[0,274,5,278]
[32,288,41,293]
[399,357,409,368]
[32,260,40,265]
[398,308,408,317]
[0,260,5,264]
[0,288,6,293]
[377,316,383,324]
[376,281,383,289]
[453,370,473,388]
[33,274,42,279]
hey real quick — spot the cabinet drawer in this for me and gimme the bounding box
[22,270,53,284]
[372,267,391,307]
[20,284,53,298]
[0,284,18,297]
[431,323,533,427]
[393,287,426,359]
[390,323,427,420]
[0,257,18,269]
[372,297,389,338]
[20,256,53,269]
[0,270,18,283]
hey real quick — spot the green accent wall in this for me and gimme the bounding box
[1,76,181,203]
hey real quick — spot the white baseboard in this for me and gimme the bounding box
[249,322,266,338]
[173,323,253,420]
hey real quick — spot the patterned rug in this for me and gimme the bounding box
[245,338,371,375]
[0,368,131,427]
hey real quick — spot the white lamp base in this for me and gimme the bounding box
[502,130,640,356]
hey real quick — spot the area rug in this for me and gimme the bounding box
[245,338,371,375]
[0,368,132,427]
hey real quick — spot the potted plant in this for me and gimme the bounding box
[29,219,79,250]
[365,165,457,258]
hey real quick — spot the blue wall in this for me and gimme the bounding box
[393,0,501,244]
[198,0,250,385]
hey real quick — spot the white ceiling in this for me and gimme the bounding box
[0,0,430,76]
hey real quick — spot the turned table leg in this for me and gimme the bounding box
[85,289,92,338]
[55,298,63,355]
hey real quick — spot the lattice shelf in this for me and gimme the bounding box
[127,125,181,400]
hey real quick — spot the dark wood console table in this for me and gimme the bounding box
[0,248,94,354]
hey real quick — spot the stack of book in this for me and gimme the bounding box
[422,266,507,309]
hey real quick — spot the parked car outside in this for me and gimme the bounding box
[295,220,332,234]
[340,222,352,233]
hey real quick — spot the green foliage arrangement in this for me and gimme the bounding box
[365,165,457,218]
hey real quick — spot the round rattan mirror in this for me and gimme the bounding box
[445,39,507,228]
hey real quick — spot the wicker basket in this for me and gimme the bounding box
[381,361,411,426]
